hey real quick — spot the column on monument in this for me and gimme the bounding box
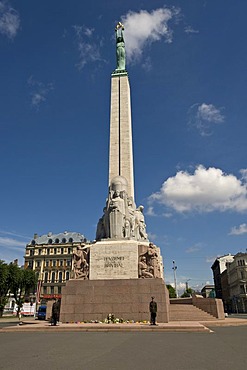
[108,76,120,187]
[108,74,135,201]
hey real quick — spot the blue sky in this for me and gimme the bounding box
[1,0,247,293]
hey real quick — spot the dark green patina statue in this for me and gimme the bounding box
[115,22,126,71]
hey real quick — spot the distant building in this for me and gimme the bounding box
[211,252,247,313]
[201,284,215,298]
[227,253,247,313]
[211,254,234,299]
[24,231,88,301]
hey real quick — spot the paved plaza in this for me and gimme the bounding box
[0,325,247,370]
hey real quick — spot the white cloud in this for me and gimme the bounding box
[0,236,26,249]
[186,244,202,253]
[73,24,105,70]
[149,165,247,213]
[229,223,247,235]
[0,230,31,239]
[0,1,20,39]
[120,7,180,63]
[162,212,173,218]
[184,26,199,34]
[240,169,247,182]
[188,103,225,136]
[146,206,156,216]
[27,76,54,109]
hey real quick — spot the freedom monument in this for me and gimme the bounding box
[60,23,170,323]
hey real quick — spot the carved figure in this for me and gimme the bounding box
[95,176,149,242]
[123,219,130,238]
[135,206,148,240]
[109,190,125,238]
[127,197,136,237]
[115,22,126,71]
[147,243,161,278]
[73,246,89,279]
[138,256,154,278]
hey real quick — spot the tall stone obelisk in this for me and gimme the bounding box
[109,72,134,200]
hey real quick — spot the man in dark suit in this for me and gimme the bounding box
[51,299,60,326]
[149,296,157,325]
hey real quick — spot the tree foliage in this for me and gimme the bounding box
[181,288,194,298]
[166,284,177,298]
[0,261,37,317]
[0,260,11,316]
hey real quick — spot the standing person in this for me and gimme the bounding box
[51,299,60,326]
[149,297,157,325]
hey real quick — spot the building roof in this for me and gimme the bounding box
[28,231,86,246]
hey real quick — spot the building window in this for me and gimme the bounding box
[44,272,48,283]
[69,238,73,243]
[36,261,40,268]
[52,260,56,267]
[45,260,49,267]
[55,239,59,244]
[30,249,34,256]
[62,238,66,243]
[43,286,47,294]
[58,271,63,283]
[50,286,54,294]
[48,239,52,244]
[58,286,61,294]
[67,260,71,267]
[51,272,56,283]
[66,271,70,280]
[28,261,33,269]
[68,247,72,254]
[61,248,64,254]
[38,249,42,255]
[60,260,63,267]
[47,248,50,255]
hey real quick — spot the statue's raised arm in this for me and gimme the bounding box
[115,22,126,71]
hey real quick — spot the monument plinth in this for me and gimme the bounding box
[60,23,169,323]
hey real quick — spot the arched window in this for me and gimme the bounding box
[51,272,56,283]
[55,238,59,244]
[44,272,49,283]
[62,238,66,243]
[59,271,63,283]
[48,239,53,244]
[69,238,73,243]
[66,271,70,281]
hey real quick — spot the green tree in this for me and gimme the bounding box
[9,264,37,316]
[166,284,177,298]
[181,288,194,298]
[0,261,11,317]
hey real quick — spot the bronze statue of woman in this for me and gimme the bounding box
[115,22,126,71]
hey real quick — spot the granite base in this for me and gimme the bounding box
[60,278,169,323]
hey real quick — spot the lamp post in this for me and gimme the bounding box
[172,261,178,298]
[185,279,191,292]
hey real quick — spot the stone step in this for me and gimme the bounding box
[170,304,217,321]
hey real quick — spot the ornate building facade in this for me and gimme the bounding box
[24,231,87,301]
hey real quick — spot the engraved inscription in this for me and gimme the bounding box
[104,256,125,268]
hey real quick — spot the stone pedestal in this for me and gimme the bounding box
[60,278,170,323]
[90,240,142,280]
